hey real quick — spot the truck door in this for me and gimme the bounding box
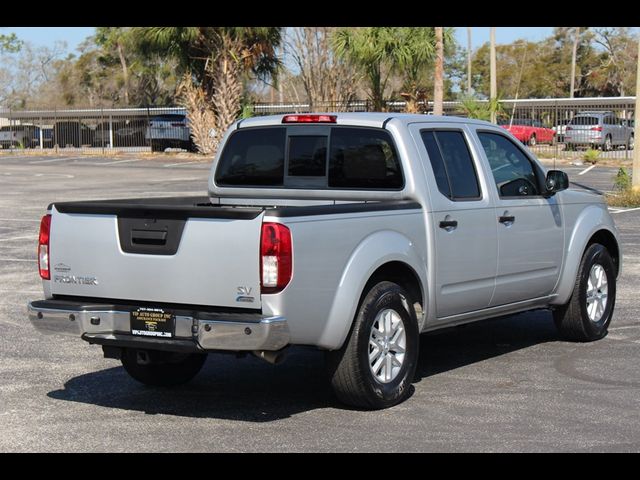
[411,124,498,319]
[473,129,564,306]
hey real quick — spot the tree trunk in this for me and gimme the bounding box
[467,27,472,95]
[210,37,243,151]
[570,27,580,98]
[116,41,130,105]
[433,27,444,115]
[489,27,497,123]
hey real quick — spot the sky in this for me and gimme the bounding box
[1,26,557,55]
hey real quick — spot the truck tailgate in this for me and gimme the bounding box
[48,197,264,309]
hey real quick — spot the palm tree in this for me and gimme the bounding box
[331,27,404,111]
[133,27,282,152]
[433,27,444,115]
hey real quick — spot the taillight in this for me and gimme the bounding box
[566,126,573,131]
[38,214,51,280]
[591,126,603,131]
[282,114,337,123]
[260,223,292,294]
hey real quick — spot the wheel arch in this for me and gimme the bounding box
[317,230,427,350]
[553,206,621,306]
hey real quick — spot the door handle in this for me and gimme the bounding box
[439,219,458,232]
[499,215,515,226]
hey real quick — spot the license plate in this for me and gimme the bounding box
[130,307,175,338]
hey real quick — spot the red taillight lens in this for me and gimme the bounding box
[282,114,337,124]
[38,214,51,280]
[591,126,603,131]
[260,223,292,294]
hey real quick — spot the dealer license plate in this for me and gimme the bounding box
[130,307,175,338]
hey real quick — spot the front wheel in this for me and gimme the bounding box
[325,281,419,409]
[553,243,616,342]
[121,349,207,386]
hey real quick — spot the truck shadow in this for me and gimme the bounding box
[47,310,559,421]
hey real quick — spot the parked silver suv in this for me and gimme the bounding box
[565,111,634,151]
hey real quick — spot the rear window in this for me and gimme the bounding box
[215,126,403,190]
[328,128,402,189]
[152,115,186,122]
[216,128,286,186]
[570,116,599,126]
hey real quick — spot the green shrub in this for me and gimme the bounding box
[613,168,631,191]
[583,148,600,164]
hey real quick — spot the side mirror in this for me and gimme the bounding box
[545,170,569,196]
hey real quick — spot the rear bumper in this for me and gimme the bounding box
[27,299,289,352]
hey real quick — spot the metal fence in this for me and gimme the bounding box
[252,96,637,161]
[0,107,194,154]
[1,97,636,160]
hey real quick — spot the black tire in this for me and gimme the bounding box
[325,281,419,409]
[553,243,616,342]
[151,140,165,152]
[121,349,207,387]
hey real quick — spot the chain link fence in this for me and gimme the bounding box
[1,98,636,160]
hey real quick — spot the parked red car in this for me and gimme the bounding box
[499,118,556,146]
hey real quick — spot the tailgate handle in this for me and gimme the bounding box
[131,229,168,245]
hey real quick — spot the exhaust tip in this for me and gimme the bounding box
[253,349,287,365]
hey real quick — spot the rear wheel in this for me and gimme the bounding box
[325,281,419,409]
[121,349,207,386]
[553,243,616,342]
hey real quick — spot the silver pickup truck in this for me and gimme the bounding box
[28,113,621,409]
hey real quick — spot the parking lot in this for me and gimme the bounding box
[1,155,639,452]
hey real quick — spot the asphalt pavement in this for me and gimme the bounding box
[1,155,639,452]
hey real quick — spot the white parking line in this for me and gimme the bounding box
[164,161,205,167]
[578,164,596,175]
[0,235,34,242]
[611,207,640,214]
[101,158,145,165]
[28,156,86,165]
[0,218,40,222]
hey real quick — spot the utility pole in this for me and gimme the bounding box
[633,33,640,191]
[570,27,580,98]
[490,27,497,123]
[467,27,472,95]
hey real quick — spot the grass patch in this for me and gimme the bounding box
[606,168,640,207]
[606,189,640,207]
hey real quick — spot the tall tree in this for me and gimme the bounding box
[0,33,22,53]
[95,28,133,104]
[285,27,357,110]
[570,27,580,97]
[135,27,282,152]
[433,27,444,115]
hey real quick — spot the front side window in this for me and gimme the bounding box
[421,130,481,200]
[478,132,541,197]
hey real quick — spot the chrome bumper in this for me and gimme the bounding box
[27,300,289,352]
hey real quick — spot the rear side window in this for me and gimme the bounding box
[570,116,598,126]
[216,127,286,186]
[421,130,481,200]
[329,128,402,189]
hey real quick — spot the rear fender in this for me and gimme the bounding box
[317,230,426,350]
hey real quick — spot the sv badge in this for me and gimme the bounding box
[236,286,255,303]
